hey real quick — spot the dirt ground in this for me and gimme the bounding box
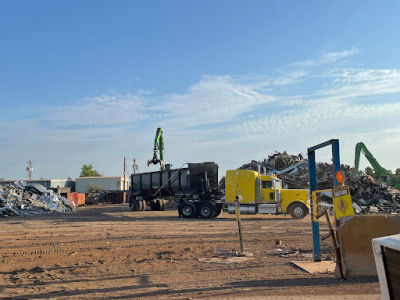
[0,204,382,299]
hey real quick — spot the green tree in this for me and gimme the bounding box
[364,167,374,176]
[80,164,102,177]
[395,168,400,176]
[383,168,393,175]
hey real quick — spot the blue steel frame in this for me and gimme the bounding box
[307,139,341,262]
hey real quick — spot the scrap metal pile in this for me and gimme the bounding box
[228,151,400,214]
[0,181,74,217]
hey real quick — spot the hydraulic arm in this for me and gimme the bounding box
[147,127,165,171]
[354,142,389,183]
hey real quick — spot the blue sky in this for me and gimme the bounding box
[1,0,400,180]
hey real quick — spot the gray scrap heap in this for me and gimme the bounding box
[0,181,74,217]
[221,151,400,214]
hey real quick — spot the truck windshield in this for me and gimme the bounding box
[262,181,272,188]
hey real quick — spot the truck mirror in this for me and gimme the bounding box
[269,192,274,200]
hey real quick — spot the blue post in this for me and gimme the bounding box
[332,139,341,187]
[308,150,321,262]
[307,139,341,262]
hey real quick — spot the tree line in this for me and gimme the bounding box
[364,167,400,188]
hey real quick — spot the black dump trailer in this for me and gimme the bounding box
[129,162,223,218]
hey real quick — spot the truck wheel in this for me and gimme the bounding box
[213,206,222,218]
[199,202,215,218]
[289,202,308,219]
[181,203,197,218]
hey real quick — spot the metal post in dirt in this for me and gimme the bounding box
[307,139,341,262]
[235,196,244,254]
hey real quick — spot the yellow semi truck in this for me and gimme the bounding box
[225,169,310,219]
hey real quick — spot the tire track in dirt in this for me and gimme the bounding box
[0,232,238,250]
[0,235,241,258]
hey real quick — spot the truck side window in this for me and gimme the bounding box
[262,181,272,189]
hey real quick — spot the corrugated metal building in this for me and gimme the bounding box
[0,179,75,191]
[75,176,129,193]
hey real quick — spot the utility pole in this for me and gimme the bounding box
[26,160,33,180]
[133,158,138,174]
[123,157,126,190]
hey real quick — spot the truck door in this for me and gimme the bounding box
[261,180,274,203]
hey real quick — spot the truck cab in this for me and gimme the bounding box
[260,174,282,203]
[225,169,309,219]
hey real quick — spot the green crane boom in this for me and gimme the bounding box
[354,142,389,183]
[147,127,165,171]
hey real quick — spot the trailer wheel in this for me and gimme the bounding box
[129,196,134,211]
[181,203,197,218]
[150,200,159,211]
[138,200,143,211]
[158,199,165,211]
[199,202,215,218]
[139,200,147,211]
[289,202,308,219]
[131,199,140,211]
[150,199,165,211]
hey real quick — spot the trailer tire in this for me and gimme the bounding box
[158,199,165,211]
[289,202,308,219]
[181,203,197,218]
[131,199,140,211]
[199,202,215,218]
[150,200,159,211]
[139,200,147,211]
[129,197,134,211]
[150,199,165,211]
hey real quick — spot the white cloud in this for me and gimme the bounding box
[324,69,400,99]
[159,75,277,127]
[273,71,308,86]
[50,93,150,126]
[2,49,400,179]
[319,48,360,64]
[231,101,400,138]
[288,48,359,69]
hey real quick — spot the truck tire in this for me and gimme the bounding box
[181,203,197,218]
[199,202,215,218]
[213,206,222,218]
[289,202,308,219]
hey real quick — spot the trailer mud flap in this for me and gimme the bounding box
[335,214,400,279]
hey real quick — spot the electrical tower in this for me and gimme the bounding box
[123,157,126,190]
[26,160,33,180]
